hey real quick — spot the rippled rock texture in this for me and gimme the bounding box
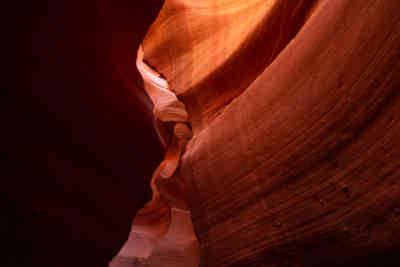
[18,0,400,266]
[141,0,400,266]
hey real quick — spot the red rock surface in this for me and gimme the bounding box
[13,0,400,266]
[177,0,400,266]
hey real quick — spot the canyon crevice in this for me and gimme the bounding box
[16,0,400,266]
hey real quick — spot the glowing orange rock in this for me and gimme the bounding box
[114,0,400,266]
[137,0,400,266]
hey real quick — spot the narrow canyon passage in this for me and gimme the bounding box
[14,0,400,266]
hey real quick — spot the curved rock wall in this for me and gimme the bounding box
[143,0,318,132]
[179,0,400,266]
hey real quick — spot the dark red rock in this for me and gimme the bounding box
[16,0,400,266]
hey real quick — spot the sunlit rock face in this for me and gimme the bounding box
[142,0,317,132]
[138,0,400,266]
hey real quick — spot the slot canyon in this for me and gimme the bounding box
[9,0,400,266]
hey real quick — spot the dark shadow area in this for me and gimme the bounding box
[7,1,163,266]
